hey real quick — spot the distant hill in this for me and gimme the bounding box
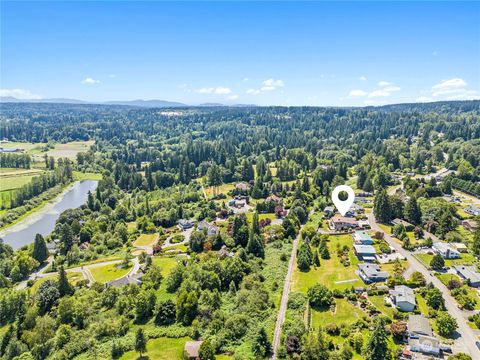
[104,99,188,108]
[0,96,87,104]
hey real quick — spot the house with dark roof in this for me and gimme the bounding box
[178,219,194,230]
[465,205,480,217]
[357,263,388,283]
[390,285,416,312]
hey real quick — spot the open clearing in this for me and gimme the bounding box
[120,336,189,360]
[89,263,132,284]
[133,233,158,247]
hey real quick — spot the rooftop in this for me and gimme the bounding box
[453,265,480,284]
[408,314,433,337]
[358,263,387,278]
[391,285,416,305]
[353,244,376,254]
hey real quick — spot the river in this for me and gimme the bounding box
[0,180,98,250]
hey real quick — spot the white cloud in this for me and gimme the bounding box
[195,86,232,95]
[82,77,100,85]
[243,77,249,81]
[227,95,239,101]
[417,78,479,102]
[0,88,42,99]
[349,89,368,97]
[246,79,284,95]
[377,81,391,87]
[359,76,367,81]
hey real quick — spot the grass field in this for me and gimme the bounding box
[0,168,44,192]
[416,252,477,267]
[246,212,276,223]
[133,233,158,247]
[0,140,94,160]
[73,171,102,181]
[89,263,132,284]
[292,234,362,292]
[369,295,395,317]
[311,298,365,329]
[152,256,180,301]
[120,336,189,360]
[203,183,235,198]
[30,272,83,293]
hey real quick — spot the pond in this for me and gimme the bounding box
[0,180,98,250]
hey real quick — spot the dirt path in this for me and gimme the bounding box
[271,210,313,359]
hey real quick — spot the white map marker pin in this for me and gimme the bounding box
[331,185,355,216]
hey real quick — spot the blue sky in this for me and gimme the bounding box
[1,1,479,106]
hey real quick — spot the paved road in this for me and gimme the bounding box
[271,211,313,360]
[368,211,480,358]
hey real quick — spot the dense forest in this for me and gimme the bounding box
[0,101,479,360]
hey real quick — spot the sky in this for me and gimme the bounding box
[1,1,479,106]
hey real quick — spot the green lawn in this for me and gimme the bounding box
[246,212,276,223]
[89,263,132,284]
[120,337,189,360]
[369,295,395,318]
[416,252,477,267]
[0,171,44,192]
[311,299,365,329]
[72,171,102,181]
[293,234,362,292]
[416,295,430,316]
[30,272,83,293]
[204,183,235,198]
[133,233,158,247]
[152,256,181,301]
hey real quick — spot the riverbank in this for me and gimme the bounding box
[0,180,98,250]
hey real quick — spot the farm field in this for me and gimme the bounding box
[0,168,44,192]
[0,140,94,160]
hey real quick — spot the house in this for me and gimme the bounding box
[228,198,246,208]
[184,340,203,360]
[218,245,234,259]
[353,244,376,261]
[197,221,219,236]
[392,218,414,230]
[451,242,468,253]
[465,205,480,217]
[266,194,282,204]
[407,315,440,356]
[358,220,370,230]
[178,219,194,230]
[390,285,416,312]
[349,203,364,215]
[235,182,250,191]
[408,315,433,338]
[107,272,144,287]
[358,263,388,283]
[462,219,478,232]
[352,231,373,245]
[328,216,358,231]
[432,242,460,259]
[453,265,480,287]
[323,206,335,216]
[356,191,373,197]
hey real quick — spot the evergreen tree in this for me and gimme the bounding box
[252,212,260,235]
[374,188,392,223]
[246,229,265,258]
[32,233,49,263]
[404,197,422,225]
[297,242,313,271]
[58,266,73,296]
[252,327,271,357]
[363,317,391,360]
[135,328,147,358]
[199,339,216,360]
[312,249,320,267]
[472,225,480,257]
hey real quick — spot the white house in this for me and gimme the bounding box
[389,285,416,312]
[432,242,460,259]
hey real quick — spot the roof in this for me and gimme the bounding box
[324,206,334,212]
[358,263,387,278]
[184,341,203,357]
[266,195,282,202]
[391,285,416,305]
[453,265,480,284]
[330,216,358,225]
[432,242,458,253]
[392,218,413,227]
[353,231,372,241]
[451,242,467,249]
[353,244,376,254]
[107,273,143,287]
[408,315,433,337]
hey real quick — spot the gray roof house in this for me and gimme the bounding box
[453,265,480,288]
[407,315,440,356]
[358,263,388,283]
[353,244,376,261]
[465,205,480,217]
[390,285,416,312]
[178,219,194,230]
[197,221,219,237]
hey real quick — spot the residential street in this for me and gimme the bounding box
[367,211,480,358]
